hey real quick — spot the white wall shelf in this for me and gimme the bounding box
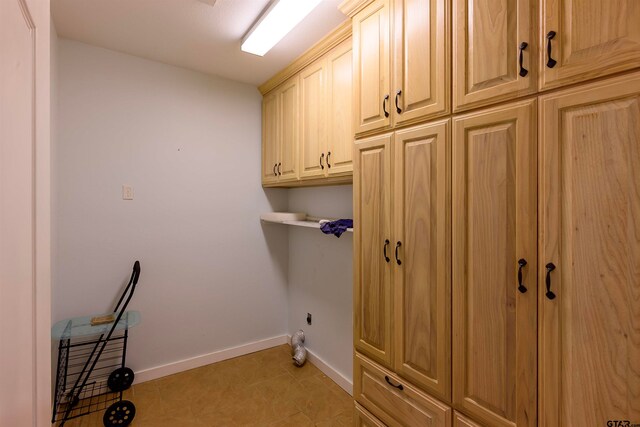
[260,213,353,233]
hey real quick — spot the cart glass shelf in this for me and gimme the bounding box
[52,311,140,340]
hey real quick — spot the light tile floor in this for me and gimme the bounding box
[61,345,354,426]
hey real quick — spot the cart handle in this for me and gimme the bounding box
[113,260,140,314]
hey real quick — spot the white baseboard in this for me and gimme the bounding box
[133,334,353,397]
[305,348,353,396]
[133,335,289,384]
[287,334,353,396]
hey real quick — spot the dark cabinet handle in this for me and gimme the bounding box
[277,162,281,176]
[395,241,402,265]
[327,151,331,169]
[383,239,390,263]
[395,90,402,114]
[273,163,277,177]
[546,31,557,68]
[320,153,324,170]
[517,258,528,293]
[545,262,556,300]
[385,375,404,390]
[383,94,389,118]
[518,42,529,77]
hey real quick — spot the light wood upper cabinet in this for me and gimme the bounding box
[298,39,354,181]
[353,0,449,134]
[353,0,392,134]
[453,0,537,111]
[326,39,354,176]
[300,59,326,179]
[540,0,640,90]
[262,91,279,185]
[539,73,640,427]
[393,120,450,403]
[354,133,393,368]
[261,24,353,187]
[278,76,299,183]
[393,0,450,124]
[452,99,537,427]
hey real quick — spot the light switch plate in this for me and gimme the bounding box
[122,185,134,200]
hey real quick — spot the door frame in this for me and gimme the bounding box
[0,0,51,424]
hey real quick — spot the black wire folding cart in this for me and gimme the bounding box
[52,261,141,427]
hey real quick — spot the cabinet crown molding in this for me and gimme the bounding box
[338,0,374,17]
[258,20,351,95]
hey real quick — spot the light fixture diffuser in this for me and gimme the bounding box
[241,0,322,57]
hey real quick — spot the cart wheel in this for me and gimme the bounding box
[107,367,135,392]
[65,392,80,408]
[103,400,135,426]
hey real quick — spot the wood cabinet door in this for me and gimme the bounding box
[354,133,393,368]
[452,99,537,427]
[393,0,450,125]
[300,58,327,179]
[326,39,354,177]
[393,120,451,402]
[540,0,640,90]
[278,76,299,183]
[539,73,640,427]
[353,0,391,135]
[453,0,537,111]
[262,91,279,185]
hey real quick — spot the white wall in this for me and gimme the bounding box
[287,186,353,383]
[54,40,290,373]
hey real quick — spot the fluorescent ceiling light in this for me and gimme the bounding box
[241,0,322,57]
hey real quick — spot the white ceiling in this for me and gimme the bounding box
[52,0,347,86]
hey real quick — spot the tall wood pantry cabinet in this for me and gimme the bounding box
[538,73,640,427]
[340,0,640,425]
[452,99,538,427]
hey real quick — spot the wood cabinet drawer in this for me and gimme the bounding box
[355,352,452,427]
[453,411,482,427]
[355,402,387,426]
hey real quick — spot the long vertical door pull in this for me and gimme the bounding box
[546,31,557,68]
[517,259,528,293]
[544,263,556,300]
[518,42,529,77]
[383,239,390,263]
